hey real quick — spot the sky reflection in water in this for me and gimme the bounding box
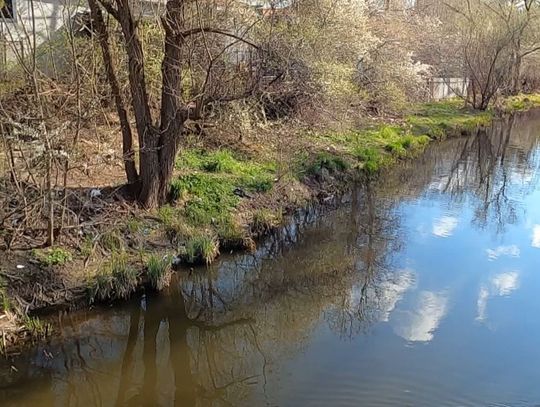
[2,111,540,406]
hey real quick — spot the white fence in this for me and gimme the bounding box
[428,77,468,101]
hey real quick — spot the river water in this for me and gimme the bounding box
[2,111,540,406]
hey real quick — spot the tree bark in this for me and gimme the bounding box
[88,0,139,186]
[158,0,187,202]
[114,0,162,207]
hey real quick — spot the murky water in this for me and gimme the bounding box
[2,111,540,406]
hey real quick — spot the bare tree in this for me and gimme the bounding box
[90,0,262,208]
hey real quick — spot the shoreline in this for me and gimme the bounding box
[1,95,540,353]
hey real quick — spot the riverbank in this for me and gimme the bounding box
[1,94,539,352]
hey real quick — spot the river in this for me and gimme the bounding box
[2,110,540,406]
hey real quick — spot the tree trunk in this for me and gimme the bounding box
[114,0,163,208]
[157,0,187,202]
[88,0,139,186]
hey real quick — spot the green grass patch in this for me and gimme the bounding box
[168,149,278,242]
[308,124,431,176]
[307,152,349,175]
[406,100,492,139]
[32,247,72,267]
[504,93,540,112]
[171,173,239,227]
[175,149,276,193]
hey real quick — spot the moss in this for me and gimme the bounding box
[146,254,172,291]
[32,247,72,267]
[89,252,139,302]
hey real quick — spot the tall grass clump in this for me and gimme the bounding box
[89,253,139,302]
[146,255,172,290]
[179,234,220,265]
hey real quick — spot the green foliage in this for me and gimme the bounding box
[176,149,276,193]
[89,253,139,302]
[32,247,72,267]
[180,234,220,265]
[172,173,239,226]
[126,218,142,234]
[146,255,172,291]
[80,236,95,258]
[353,146,382,174]
[170,149,277,245]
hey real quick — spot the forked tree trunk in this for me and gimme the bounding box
[95,0,186,208]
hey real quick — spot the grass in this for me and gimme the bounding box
[0,277,10,312]
[179,234,220,265]
[175,149,276,193]
[307,152,349,175]
[504,93,540,112]
[307,124,431,177]
[32,247,72,267]
[146,255,172,290]
[99,230,124,252]
[157,149,278,252]
[88,252,139,302]
[405,99,492,139]
[252,209,283,234]
[22,315,49,338]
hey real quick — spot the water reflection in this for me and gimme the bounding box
[2,110,540,406]
[432,215,459,238]
[476,271,521,322]
[531,224,540,248]
[392,291,449,342]
[486,245,520,261]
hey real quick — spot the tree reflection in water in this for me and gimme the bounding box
[2,110,540,406]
